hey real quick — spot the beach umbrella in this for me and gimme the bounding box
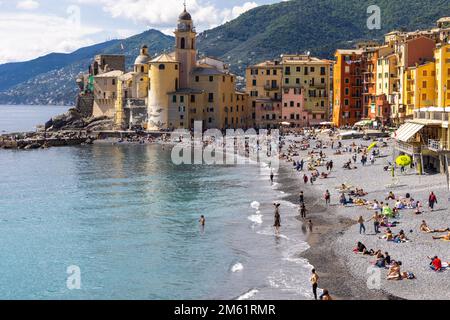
[396,155,412,167]
[367,142,377,151]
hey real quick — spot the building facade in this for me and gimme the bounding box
[332,49,364,127]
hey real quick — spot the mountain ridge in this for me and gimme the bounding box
[0,0,449,105]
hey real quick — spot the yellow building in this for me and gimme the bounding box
[245,60,283,128]
[435,43,450,108]
[403,61,436,116]
[281,54,332,124]
[92,70,123,118]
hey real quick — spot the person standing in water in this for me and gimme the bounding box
[273,203,281,235]
[299,191,304,204]
[199,215,206,232]
[270,170,274,184]
[310,269,319,300]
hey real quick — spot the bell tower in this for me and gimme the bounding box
[175,3,196,89]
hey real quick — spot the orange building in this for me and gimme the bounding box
[332,49,364,127]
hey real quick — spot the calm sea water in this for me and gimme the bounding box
[0,106,313,300]
[0,105,69,133]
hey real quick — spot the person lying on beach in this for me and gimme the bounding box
[354,242,375,255]
[420,221,450,233]
[432,232,450,241]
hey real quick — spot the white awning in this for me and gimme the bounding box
[394,123,424,142]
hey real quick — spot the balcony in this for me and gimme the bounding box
[264,85,280,91]
[427,139,448,152]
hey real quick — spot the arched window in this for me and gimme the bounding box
[180,38,185,49]
[159,64,165,70]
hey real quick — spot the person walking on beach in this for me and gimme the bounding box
[300,203,307,219]
[428,192,437,211]
[369,212,381,234]
[324,190,331,205]
[299,191,304,204]
[329,160,333,172]
[310,175,314,185]
[310,269,319,300]
[270,170,274,184]
[357,216,366,234]
[273,203,281,235]
[303,174,309,184]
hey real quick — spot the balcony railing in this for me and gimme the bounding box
[264,85,280,91]
[428,139,448,152]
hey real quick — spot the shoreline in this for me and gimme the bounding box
[276,155,402,300]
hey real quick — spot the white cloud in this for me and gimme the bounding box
[75,0,259,32]
[0,12,102,63]
[16,0,40,10]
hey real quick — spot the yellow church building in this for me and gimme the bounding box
[113,7,247,131]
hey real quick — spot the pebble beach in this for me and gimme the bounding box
[277,131,450,300]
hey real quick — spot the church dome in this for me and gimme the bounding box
[135,54,151,65]
[179,9,191,20]
[134,45,151,65]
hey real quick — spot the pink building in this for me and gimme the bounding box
[255,98,282,129]
[281,88,309,127]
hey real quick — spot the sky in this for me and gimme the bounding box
[0,0,283,64]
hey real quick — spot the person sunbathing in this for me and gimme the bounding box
[432,232,450,241]
[387,262,402,280]
[381,228,394,241]
[385,191,396,201]
[428,256,442,271]
[355,242,375,255]
[420,221,450,233]
[394,230,409,243]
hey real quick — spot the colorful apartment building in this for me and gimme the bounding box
[332,49,364,127]
[280,54,332,126]
[374,51,397,125]
[245,60,282,129]
[403,61,436,114]
[435,43,450,108]
[362,47,379,120]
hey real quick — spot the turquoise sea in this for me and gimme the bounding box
[0,105,312,300]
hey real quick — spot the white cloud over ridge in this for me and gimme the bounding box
[76,0,258,32]
[0,12,102,63]
[16,0,40,10]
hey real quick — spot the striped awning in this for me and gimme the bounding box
[394,123,424,142]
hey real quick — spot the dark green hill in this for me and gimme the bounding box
[197,0,450,74]
[0,0,449,105]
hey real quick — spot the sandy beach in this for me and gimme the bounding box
[277,131,450,300]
